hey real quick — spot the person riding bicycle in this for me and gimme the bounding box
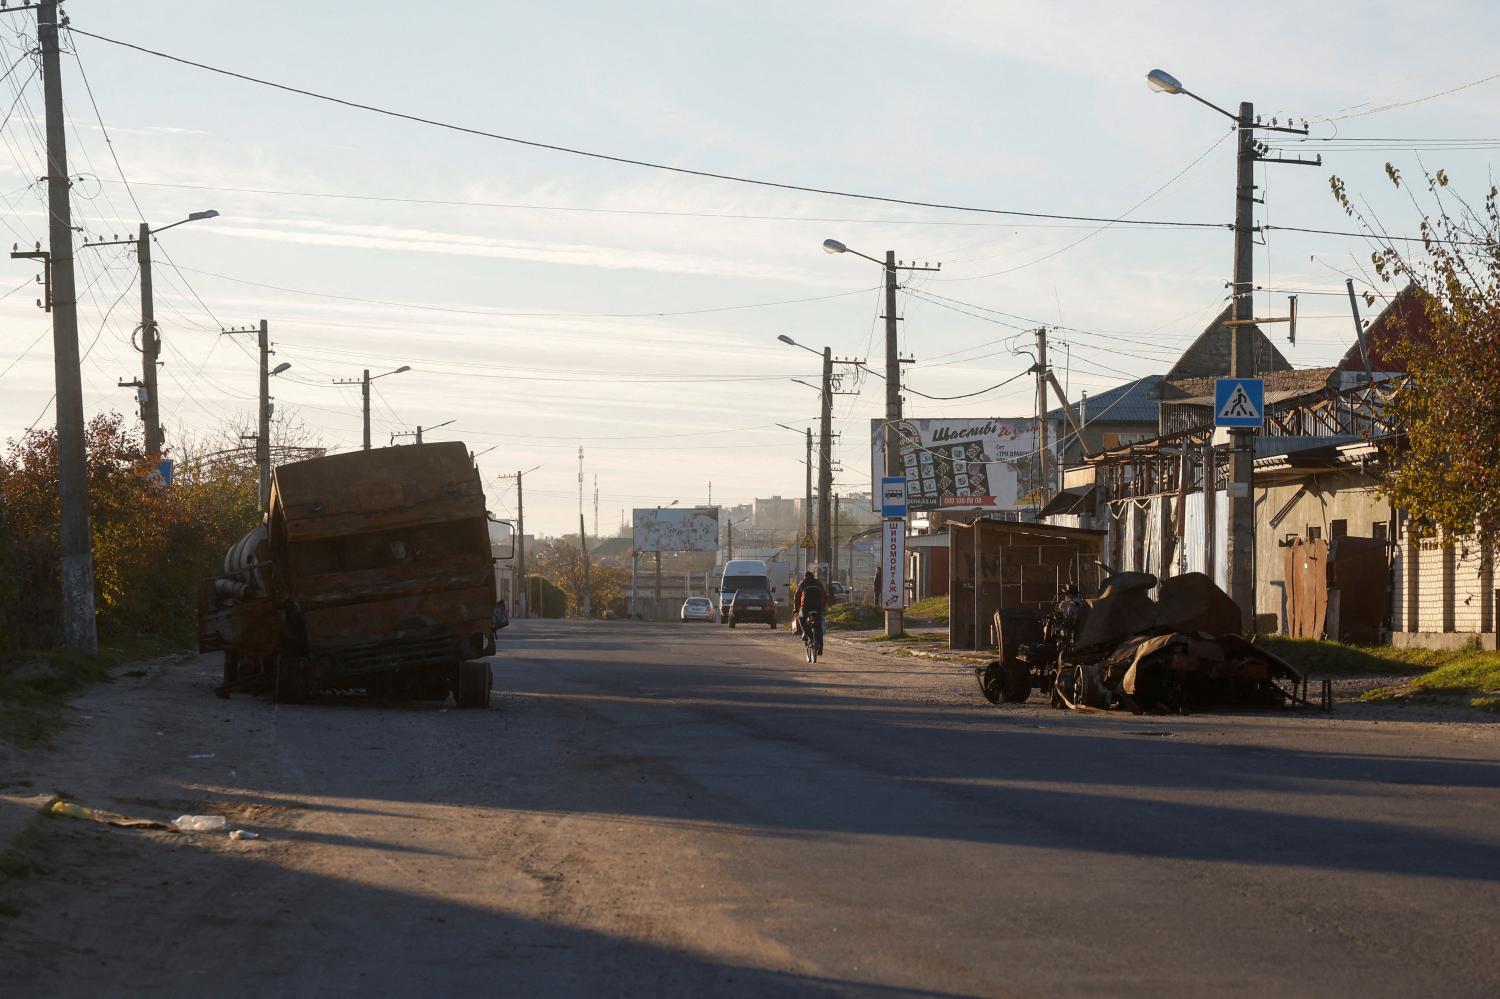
[794,571,826,647]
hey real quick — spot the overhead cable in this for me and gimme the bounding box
[66,26,1226,231]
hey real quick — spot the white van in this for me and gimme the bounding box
[718,559,771,623]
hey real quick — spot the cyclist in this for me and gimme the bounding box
[794,571,826,652]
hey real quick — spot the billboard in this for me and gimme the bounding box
[870,418,1055,513]
[632,507,720,552]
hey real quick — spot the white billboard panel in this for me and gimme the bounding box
[870,418,1056,513]
[632,507,720,553]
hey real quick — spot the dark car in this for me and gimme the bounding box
[728,588,776,629]
[829,581,850,604]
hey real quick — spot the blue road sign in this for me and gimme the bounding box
[1214,378,1264,428]
[880,476,908,518]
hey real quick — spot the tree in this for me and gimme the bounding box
[1331,166,1500,534]
[0,412,259,647]
[530,539,631,616]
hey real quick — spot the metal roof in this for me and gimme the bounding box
[1048,374,1163,425]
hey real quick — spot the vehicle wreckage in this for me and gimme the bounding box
[976,569,1330,713]
[197,442,510,706]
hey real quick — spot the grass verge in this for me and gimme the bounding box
[0,635,182,749]
[1259,636,1500,712]
[906,596,950,625]
[826,603,883,630]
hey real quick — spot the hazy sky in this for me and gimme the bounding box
[2,1,1497,535]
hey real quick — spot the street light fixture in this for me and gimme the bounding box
[82,208,221,457]
[823,240,938,637]
[333,364,412,450]
[1145,67,1317,633]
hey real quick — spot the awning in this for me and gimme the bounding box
[1038,485,1097,519]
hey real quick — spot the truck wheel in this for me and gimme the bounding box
[728,617,736,629]
[272,655,309,704]
[455,660,491,708]
[215,652,239,699]
[977,662,1005,704]
[1003,662,1032,703]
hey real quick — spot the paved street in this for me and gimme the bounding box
[3,619,1499,997]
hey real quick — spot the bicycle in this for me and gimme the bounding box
[800,609,824,663]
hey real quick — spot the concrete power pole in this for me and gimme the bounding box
[515,470,526,618]
[803,427,813,576]
[257,321,271,510]
[1035,327,1051,506]
[136,222,164,456]
[38,0,96,650]
[1226,101,1257,633]
[881,250,903,638]
[361,370,371,450]
[817,347,833,582]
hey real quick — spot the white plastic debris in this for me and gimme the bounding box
[228,829,259,841]
[172,814,228,833]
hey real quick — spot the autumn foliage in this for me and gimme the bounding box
[1332,166,1500,534]
[0,413,259,650]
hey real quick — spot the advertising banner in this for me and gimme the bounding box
[632,507,720,552]
[870,417,1053,513]
[880,519,905,610]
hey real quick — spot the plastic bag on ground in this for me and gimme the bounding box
[172,814,228,833]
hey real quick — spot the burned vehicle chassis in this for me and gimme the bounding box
[977,570,1330,714]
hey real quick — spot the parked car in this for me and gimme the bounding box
[681,597,717,622]
[728,588,776,629]
[829,581,850,604]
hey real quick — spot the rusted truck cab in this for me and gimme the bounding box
[199,442,498,706]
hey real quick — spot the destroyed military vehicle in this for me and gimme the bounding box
[198,442,509,707]
[977,569,1325,713]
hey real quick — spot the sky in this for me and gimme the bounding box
[2,1,1498,536]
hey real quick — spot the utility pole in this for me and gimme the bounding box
[1035,327,1051,506]
[803,427,813,575]
[593,474,599,541]
[1225,100,1258,632]
[257,321,271,509]
[578,447,590,617]
[37,0,96,650]
[135,222,164,456]
[361,371,371,449]
[833,494,841,583]
[817,347,834,581]
[516,470,526,618]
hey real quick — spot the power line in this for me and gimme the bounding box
[66,26,1227,231]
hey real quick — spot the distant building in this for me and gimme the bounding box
[752,495,799,530]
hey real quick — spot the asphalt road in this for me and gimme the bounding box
[3,619,1499,997]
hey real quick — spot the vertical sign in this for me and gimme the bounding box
[880,519,905,610]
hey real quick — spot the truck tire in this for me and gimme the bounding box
[455,660,491,708]
[272,655,310,704]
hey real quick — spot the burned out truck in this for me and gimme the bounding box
[198,442,506,707]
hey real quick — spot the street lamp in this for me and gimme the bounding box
[333,365,411,450]
[1145,67,1316,632]
[823,241,938,637]
[82,209,221,456]
[779,332,839,582]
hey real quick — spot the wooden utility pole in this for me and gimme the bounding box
[38,0,96,650]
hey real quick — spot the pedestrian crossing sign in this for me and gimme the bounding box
[1214,378,1264,428]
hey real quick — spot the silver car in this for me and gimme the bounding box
[680,597,717,622]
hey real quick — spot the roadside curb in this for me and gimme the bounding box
[825,632,992,669]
